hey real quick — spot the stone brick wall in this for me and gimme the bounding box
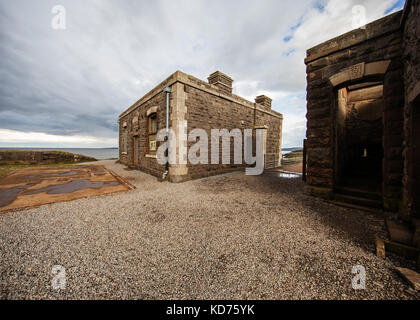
[402,0,420,105]
[119,71,283,182]
[0,150,96,165]
[402,0,420,220]
[304,11,405,209]
[119,91,167,179]
[184,84,254,180]
[255,108,283,169]
[383,51,405,211]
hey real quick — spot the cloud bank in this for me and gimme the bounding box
[0,0,405,148]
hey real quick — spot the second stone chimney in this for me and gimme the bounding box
[208,71,233,95]
[255,95,272,111]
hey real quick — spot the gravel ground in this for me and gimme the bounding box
[0,160,419,300]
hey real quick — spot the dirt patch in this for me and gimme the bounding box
[280,163,303,173]
[0,165,132,213]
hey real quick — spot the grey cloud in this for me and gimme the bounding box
[0,0,402,147]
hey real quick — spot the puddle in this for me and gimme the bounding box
[0,165,129,211]
[0,184,36,207]
[23,179,120,195]
[277,172,301,179]
[265,171,302,179]
[28,170,79,178]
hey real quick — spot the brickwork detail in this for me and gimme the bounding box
[305,2,420,221]
[305,11,405,209]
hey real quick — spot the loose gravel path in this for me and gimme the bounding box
[0,160,418,300]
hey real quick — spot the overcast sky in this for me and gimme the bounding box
[0,0,405,148]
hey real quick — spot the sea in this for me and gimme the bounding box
[0,147,119,160]
[0,147,300,160]
[281,147,301,155]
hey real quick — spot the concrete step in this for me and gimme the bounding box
[329,200,383,213]
[396,268,420,291]
[334,193,383,209]
[335,186,382,201]
[385,218,413,245]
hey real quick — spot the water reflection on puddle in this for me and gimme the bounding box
[24,179,120,195]
[28,170,79,178]
[266,171,302,179]
[277,172,301,178]
[0,179,121,209]
[0,184,36,207]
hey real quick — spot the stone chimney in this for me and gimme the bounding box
[208,71,233,95]
[255,95,272,110]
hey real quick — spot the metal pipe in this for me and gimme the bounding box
[162,86,171,180]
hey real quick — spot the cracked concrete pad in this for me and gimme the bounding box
[0,165,132,213]
[396,268,420,291]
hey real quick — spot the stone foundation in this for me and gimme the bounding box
[0,150,96,165]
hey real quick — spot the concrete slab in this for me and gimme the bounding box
[386,218,413,245]
[0,165,133,213]
[376,238,386,258]
[396,268,420,291]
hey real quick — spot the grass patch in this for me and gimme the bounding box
[282,150,303,165]
[0,162,86,178]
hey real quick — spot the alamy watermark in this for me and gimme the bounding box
[51,265,66,290]
[154,121,266,176]
[352,5,367,30]
[51,5,66,30]
[352,265,366,290]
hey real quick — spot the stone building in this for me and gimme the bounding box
[304,0,419,225]
[118,71,283,182]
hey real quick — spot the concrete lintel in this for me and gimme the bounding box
[146,106,158,117]
[328,60,391,87]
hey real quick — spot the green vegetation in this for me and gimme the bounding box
[282,149,303,165]
[0,162,82,178]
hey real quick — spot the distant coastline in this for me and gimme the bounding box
[0,147,118,160]
[0,146,300,159]
[281,147,301,155]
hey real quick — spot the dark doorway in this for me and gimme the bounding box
[410,95,420,217]
[334,83,384,193]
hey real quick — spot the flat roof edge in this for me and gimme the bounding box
[118,71,182,119]
[119,71,283,120]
